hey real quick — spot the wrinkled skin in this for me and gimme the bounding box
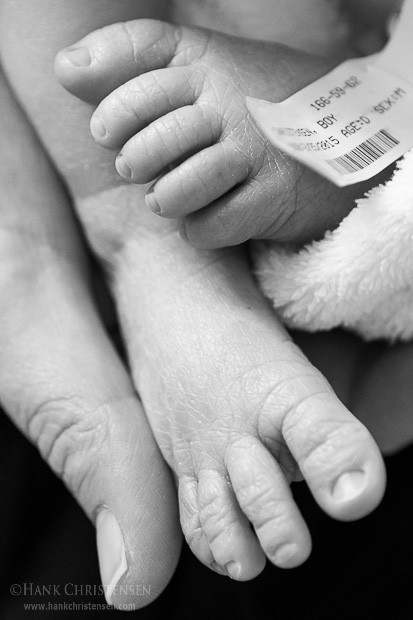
[0,0,411,608]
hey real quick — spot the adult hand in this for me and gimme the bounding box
[0,68,181,610]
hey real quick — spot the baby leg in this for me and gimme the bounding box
[0,2,385,579]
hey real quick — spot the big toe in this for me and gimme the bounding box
[54,19,183,103]
[280,390,387,521]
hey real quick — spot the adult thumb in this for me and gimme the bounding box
[0,71,181,610]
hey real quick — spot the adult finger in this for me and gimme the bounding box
[0,70,181,610]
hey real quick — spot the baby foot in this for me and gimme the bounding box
[56,19,366,249]
[113,220,386,579]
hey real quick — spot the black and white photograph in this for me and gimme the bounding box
[1,0,412,617]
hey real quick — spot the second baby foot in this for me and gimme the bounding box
[113,225,386,580]
[56,19,366,249]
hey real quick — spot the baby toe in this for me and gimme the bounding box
[146,141,249,219]
[280,392,386,521]
[118,105,219,185]
[90,66,203,151]
[55,19,186,104]
[226,436,312,569]
[178,475,226,575]
[197,469,265,580]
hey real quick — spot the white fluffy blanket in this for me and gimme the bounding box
[256,149,413,341]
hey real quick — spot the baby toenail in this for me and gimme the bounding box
[61,46,91,67]
[145,189,161,214]
[332,470,367,502]
[115,154,132,180]
[272,543,298,568]
[90,116,107,141]
[225,561,241,579]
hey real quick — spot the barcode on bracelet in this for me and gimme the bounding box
[327,129,400,175]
